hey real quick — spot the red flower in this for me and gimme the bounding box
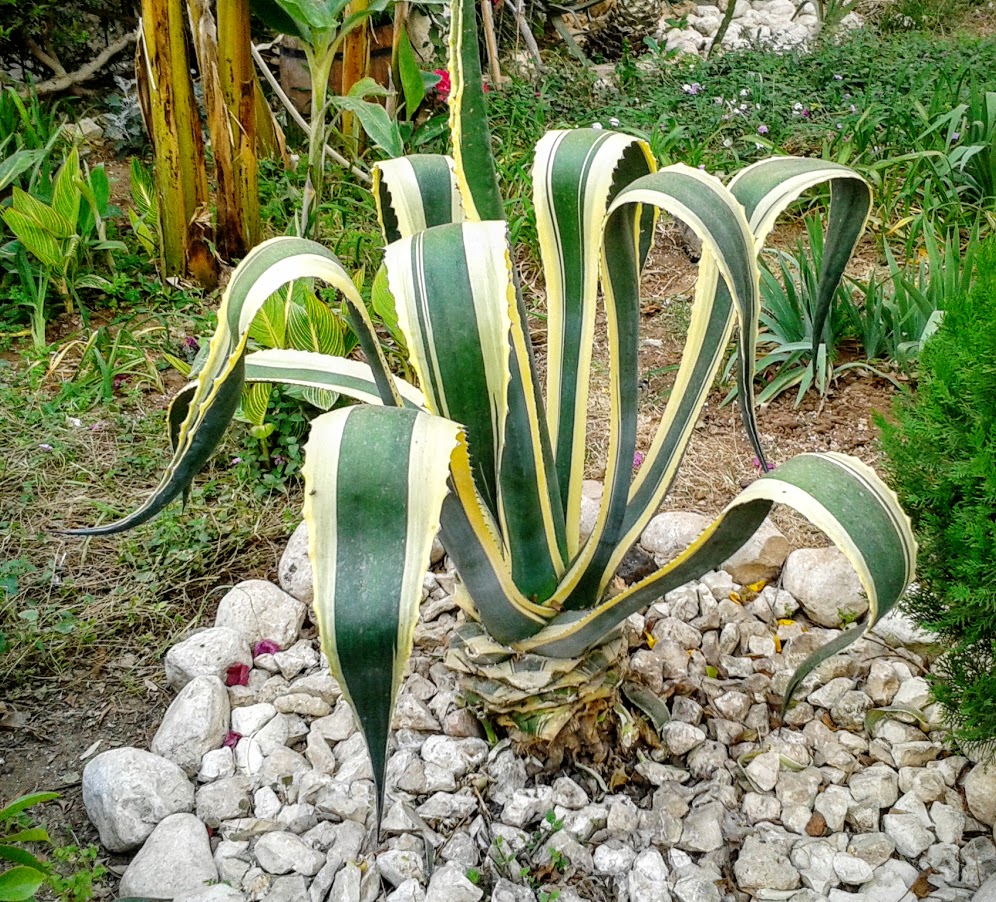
[225,663,250,686]
[434,69,451,102]
[222,730,241,748]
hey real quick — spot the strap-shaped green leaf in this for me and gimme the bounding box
[373,155,463,243]
[302,405,459,816]
[533,128,656,556]
[63,237,395,535]
[727,157,872,426]
[518,452,915,664]
[547,165,757,610]
[447,0,502,222]
[385,220,566,602]
[244,348,426,408]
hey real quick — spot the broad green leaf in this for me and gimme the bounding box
[346,76,391,99]
[9,188,73,240]
[51,147,82,228]
[0,846,48,874]
[248,290,289,348]
[303,405,459,815]
[0,150,42,193]
[331,96,403,158]
[1,210,64,270]
[241,382,272,427]
[0,865,45,902]
[370,264,404,348]
[396,26,426,116]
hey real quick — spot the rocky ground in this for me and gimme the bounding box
[657,0,857,56]
[77,508,996,902]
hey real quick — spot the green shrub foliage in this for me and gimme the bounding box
[879,236,996,749]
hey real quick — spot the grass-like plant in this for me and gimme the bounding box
[66,0,916,818]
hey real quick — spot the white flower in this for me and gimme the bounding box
[609,117,621,127]
[592,122,603,129]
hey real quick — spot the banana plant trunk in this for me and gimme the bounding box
[186,0,261,261]
[217,0,262,257]
[138,0,215,284]
[340,0,371,155]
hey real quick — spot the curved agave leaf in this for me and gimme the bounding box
[533,128,657,556]
[373,155,464,243]
[244,349,426,409]
[384,220,567,603]
[518,453,916,714]
[446,0,502,222]
[544,164,758,610]
[63,237,394,535]
[302,405,459,817]
[727,157,872,423]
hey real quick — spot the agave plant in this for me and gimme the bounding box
[66,0,916,820]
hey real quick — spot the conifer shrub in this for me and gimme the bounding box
[879,236,996,749]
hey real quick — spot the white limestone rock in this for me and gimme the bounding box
[151,675,231,776]
[118,813,218,899]
[82,747,194,853]
[165,627,252,690]
[782,546,867,627]
[278,521,314,605]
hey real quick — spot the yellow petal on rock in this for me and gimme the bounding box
[730,591,743,604]
[644,631,656,650]
[747,579,767,593]
[777,618,796,627]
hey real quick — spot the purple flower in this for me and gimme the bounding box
[273,455,287,467]
[633,451,645,469]
[113,374,129,391]
[757,124,769,135]
[222,731,242,749]
[38,443,53,452]
[752,456,776,473]
[951,132,960,142]
[682,82,703,95]
[184,336,200,351]
[230,456,242,466]
[253,639,280,657]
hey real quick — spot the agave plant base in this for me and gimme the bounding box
[446,618,662,768]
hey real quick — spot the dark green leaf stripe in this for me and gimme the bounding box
[304,406,459,816]
[523,451,913,661]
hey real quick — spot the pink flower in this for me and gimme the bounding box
[633,451,645,469]
[752,456,775,473]
[222,731,241,748]
[225,663,250,686]
[253,639,280,657]
[433,69,451,102]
